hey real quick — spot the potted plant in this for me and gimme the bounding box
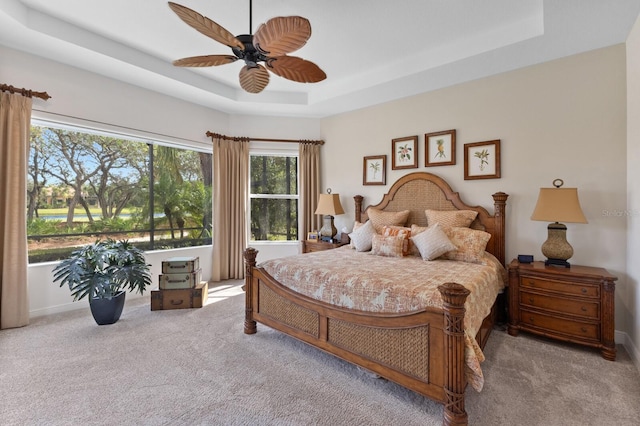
[53,239,152,325]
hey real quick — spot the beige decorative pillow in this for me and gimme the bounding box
[367,208,411,234]
[382,225,411,256]
[425,209,478,228]
[441,227,492,264]
[371,234,405,258]
[410,223,457,261]
[348,220,376,252]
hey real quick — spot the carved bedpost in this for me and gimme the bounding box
[492,192,508,267]
[354,195,364,223]
[244,247,258,335]
[438,282,471,426]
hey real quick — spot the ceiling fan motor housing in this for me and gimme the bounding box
[233,34,267,67]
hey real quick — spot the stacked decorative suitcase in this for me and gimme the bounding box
[151,256,208,310]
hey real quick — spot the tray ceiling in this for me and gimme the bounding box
[1,0,639,117]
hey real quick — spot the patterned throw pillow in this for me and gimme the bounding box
[348,220,376,252]
[425,209,478,228]
[410,223,457,261]
[440,226,492,264]
[367,208,411,234]
[382,225,412,256]
[371,234,405,258]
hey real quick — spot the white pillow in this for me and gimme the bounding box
[410,223,457,261]
[348,220,376,252]
[349,221,364,249]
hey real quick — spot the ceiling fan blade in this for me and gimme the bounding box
[253,16,311,56]
[239,65,270,93]
[266,56,326,83]
[168,2,244,51]
[173,55,238,67]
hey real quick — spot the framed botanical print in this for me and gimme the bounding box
[391,136,418,170]
[425,129,456,166]
[464,140,501,180]
[363,155,386,185]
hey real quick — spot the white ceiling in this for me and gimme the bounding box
[1,0,639,118]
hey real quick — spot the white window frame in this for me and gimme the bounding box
[248,143,299,243]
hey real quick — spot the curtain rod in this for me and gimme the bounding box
[1,84,51,100]
[206,131,324,145]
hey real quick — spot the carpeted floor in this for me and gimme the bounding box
[1,281,639,426]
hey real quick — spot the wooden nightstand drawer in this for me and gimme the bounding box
[520,277,599,298]
[520,290,599,319]
[520,309,599,341]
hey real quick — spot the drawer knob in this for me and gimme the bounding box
[581,306,587,312]
[528,280,535,286]
[529,297,534,303]
[581,288,587,294]
[581,327,588,333]
[529,317,535,323]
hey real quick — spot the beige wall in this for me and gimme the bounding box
[627,16,640,363]
[320,45,631,351]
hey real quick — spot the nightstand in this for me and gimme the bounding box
[301,240,347,253]
[508,260,617,360]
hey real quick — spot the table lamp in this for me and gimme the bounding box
[530,179,587,268]
[314,189,345,242]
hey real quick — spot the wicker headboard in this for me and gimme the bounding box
[354,172,508,266]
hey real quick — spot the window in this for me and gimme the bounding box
[27,122,212,263]
[249,154,298,241]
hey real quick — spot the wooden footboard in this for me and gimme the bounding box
[244,248,475,426]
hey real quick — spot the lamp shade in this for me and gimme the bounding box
[531,187,587,224]
[314,194,345,216]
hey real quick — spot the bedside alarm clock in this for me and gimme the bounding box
[518,254,534,264]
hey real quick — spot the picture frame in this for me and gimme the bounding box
[464,139,501,180]
[391,136,418,170]
[307,231,319,241]
[425,129,456,166]
[363,155,386,185]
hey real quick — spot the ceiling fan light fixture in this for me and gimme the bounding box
[239,64,270,93]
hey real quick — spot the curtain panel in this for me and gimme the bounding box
[212,136,249,281]
[299,142,321,238]
[0,92,31,329]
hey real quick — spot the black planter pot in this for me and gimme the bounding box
[89,291,126,325]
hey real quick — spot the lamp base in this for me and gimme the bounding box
[544,258,571,268]
[541,222,573,268]
[319,215,337,240]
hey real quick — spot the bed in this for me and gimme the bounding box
[243,172,508,425]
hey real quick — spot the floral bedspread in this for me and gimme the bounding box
[258,247,506,391]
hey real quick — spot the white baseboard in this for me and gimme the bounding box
[616,330,640,373]
[29,292,147,318]
[30,301,85,318]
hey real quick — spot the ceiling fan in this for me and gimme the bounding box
[168,1,326,93]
